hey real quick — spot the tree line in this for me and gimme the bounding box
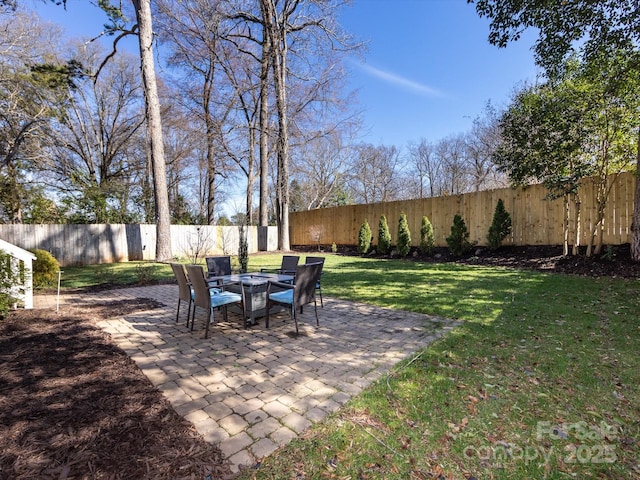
[1,0,639,260]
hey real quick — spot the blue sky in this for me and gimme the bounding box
[33,0,541,149]
[338,0,541,147]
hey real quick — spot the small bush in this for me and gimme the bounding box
[419,215,435,255]
[30,249,60,288]
[0,251,18,317]
[397,213,411,257]
[446,214,473,257]
[487,198,512,251]
[331,242,338,254]
[358,220,372,254]
[377,215,392,255]
[135,263,157,285]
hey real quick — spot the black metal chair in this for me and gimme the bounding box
[185,264,244,338]
[261,254,300,275]
[305,256,325,307]
[205,255,232,277]
[170,263,194,327]
[265,262,322,334]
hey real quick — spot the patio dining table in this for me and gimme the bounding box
[207,272,294,325]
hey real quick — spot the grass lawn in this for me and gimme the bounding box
[59,254,639,479]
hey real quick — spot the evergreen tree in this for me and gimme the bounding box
[446,214,473,256]
[377,215,392,254]
[358,220,372,254]
[397,213,411,257]
[419,215,435,255]
[487,199,512,250]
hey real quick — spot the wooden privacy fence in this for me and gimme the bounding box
[0,224,278,266]
[290,172,637,248]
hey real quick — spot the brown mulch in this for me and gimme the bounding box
[0,299,235,480]
[317,243,640,278]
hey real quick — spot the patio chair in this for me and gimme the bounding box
[261,254,299,275]
[170,263,194,327]
[185,264,244,338]
[265,262,322,334]
[205,255,232,278]
[305,256,325,308]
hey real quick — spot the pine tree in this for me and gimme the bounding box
[446,214,473,256]
[378,215,392,255]
[419,215,435,255]
[397,213,412,257]
[358,220,372,254]
[487,199,512,250]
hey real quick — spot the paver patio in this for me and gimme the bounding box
[35,285,459,473]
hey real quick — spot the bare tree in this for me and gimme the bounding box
[290,131,351,210]
[126,0,172,259]
[0,11,65,222]
[434,135,471,195]
[46,45,146,222]
[465,103,508,191]
[155,0,233,225]
[407,139,442,198]
[348,143,403,204]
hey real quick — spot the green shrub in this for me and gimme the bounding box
[135,263,157,285]
[446,214,473,256]
[30,249,60,288]
[377,215,392,255]
[331,242,338,254]
[397,213,411,257]
[358,220,372,254]
[0,251,18,317]
[487,198,512,251]
[419,215,435,255]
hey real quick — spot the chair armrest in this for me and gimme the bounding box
[267,280,295,293]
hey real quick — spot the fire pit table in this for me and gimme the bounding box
[207,272,294,325]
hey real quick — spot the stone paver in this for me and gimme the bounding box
[34,284,460,474]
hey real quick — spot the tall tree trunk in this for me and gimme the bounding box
[272,18,290,250]
[132,0,172,261]
[563,193,570,256]
[572,192,581,256]
[261,0,290,249]
[258,22,271,227]
[246,126,256,223]
[632,126,640,262]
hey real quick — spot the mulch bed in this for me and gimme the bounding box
[318,243,640,278]
[0,299,235,480]
[1,246,638,479]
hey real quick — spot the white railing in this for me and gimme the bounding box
[0,238,36,309]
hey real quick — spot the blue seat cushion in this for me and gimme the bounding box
[269,289,293,305]
[209,290,242,307]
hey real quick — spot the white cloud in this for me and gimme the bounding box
[357,63,444,97]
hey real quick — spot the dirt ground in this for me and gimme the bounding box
[1,246,637,479]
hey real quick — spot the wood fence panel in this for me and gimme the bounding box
[0,224,278,266]
[290,172,636,248]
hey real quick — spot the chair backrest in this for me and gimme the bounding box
[305,256,325,279]
[293,262,322,307]
[185,264,211,309]
[206,256,232,277]
[280,255,300,273]
[170,263,191,302]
